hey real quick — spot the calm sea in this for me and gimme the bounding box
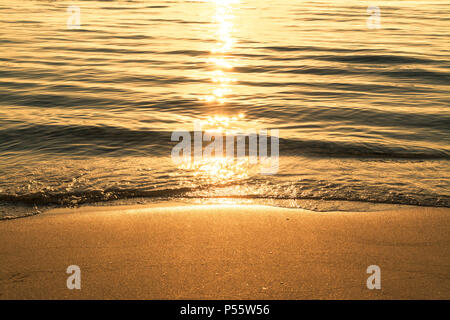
[0,0,449,218]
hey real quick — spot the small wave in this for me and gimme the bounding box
[0,124,448,159]
[0,125,172,156]
[1,182,448,218]
[315,54,438,65]
[279,138,450,159]
[260,45,379,54]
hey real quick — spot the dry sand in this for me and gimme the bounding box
[0,203,449,299]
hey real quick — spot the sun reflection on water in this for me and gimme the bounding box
[189,1,258,186]
[199,0,238,104]
[194,112,256,134]
[186,157,251,184]
[175,113,263,185]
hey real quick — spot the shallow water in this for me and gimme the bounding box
[0,0,449,217]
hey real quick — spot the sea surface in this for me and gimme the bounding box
[1,0,449,218]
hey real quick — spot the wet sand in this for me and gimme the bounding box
[0,203,449,299]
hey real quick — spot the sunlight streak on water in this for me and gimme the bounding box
[200,0,238,104]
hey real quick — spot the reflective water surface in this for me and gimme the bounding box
[0,0,449,217]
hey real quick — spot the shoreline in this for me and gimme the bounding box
[0,197,438,221]
[1,203,449,299]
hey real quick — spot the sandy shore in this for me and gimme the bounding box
[0,203,449,299]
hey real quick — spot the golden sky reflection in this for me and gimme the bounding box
[199,0,239,104]
[192,1,262,185]
[0,0,448,209]
[176,112,264,186]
